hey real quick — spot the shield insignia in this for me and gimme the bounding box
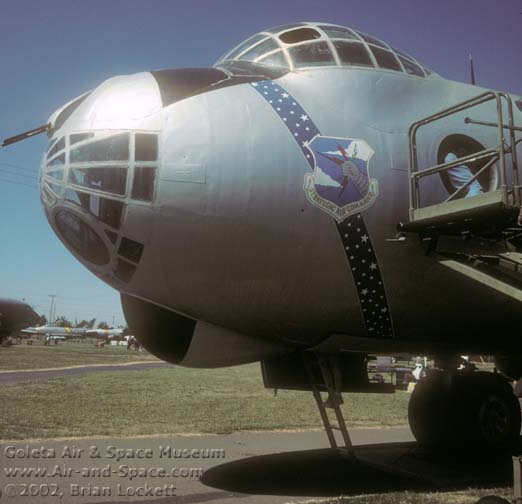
[303,135,378,222]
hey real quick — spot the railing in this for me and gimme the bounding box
[408,91,520,222]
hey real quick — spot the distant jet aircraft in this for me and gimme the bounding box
[4,22,522,458]
[85,327,125,340]
[21,318,96,339]
[0,298,39,343]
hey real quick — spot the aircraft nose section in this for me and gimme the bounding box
[48,72,163,132]
[38,72,165,286]
[85,73,163,128]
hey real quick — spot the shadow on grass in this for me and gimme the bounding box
[201,441,515,497]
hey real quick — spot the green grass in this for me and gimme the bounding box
[0,342,158,370]
[0,364,409,440]
[309,488,511,503]
[0,364,512,503]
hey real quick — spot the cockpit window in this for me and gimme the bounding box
[256,51,289,68]
[70,132,94,145]
[393,47,431,76]
[65,189,123,229]
[131,167,156,202]
[45,181,62,197]
[70,133,129,163]
[319,25,359,40]
[55,210,110,266]
[334,41,373,67]
[216,60,289,79]
[46,169,64,181]
[64,188,85,208]
[398,55,425,77]
[222,34,267,61]
[370,46,402,71]
[289,42,335,68]
[355,31,389,49]
[135,133,158,161]
[48,153,65,167]
[279,27,321,44]
[105,229,117,244]
[42,186,56,207]
[97,198,124,229]
[46,138,58,154]
[118,237,144,264]
[238,38,279,62]
[47,137,65,159]
[393,48,414,62]
[215,23,433,77]
[69,167,127,196]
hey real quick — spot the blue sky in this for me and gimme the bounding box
[1,0,521,325]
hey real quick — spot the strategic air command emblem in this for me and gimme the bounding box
[304,136,378,222]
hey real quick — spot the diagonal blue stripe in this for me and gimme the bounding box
[251,80,394,338]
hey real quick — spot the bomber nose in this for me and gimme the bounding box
[40,72,163,285]
[47,72,163,133]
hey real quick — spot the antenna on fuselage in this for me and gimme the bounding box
[469,53,476,85]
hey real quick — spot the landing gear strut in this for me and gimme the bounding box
[409,368,521,452]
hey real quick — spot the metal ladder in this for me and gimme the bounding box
[302,353,355,456]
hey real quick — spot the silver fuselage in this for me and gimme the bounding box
[39,66,522,363]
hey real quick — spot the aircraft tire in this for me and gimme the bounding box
[408,371,521,451]
[472,372,521,451]
[408,371,460,447]
[475,497,510,503]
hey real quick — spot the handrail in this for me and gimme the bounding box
[407,91,515,219]
[499,93,519,202]
[444,156,499,203]
[464,117,522,133]
[412,148,498,180]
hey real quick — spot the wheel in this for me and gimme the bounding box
[408,371,521,451]
[475,496,510,503]
[471,373,520,450]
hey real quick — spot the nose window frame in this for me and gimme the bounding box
[42,129,160,241]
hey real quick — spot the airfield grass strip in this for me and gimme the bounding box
[308,487,510,504]
[0,343,158,371]
[0,364,409,440]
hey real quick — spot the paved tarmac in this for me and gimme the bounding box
[1,427,516,503]
[0,362,170,384]
[0,428,416,504]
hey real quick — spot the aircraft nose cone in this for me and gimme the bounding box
[86,73,162,127]
[39,72,163,285]
[61,72,163,131]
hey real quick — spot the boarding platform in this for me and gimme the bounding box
[401,91,522,240]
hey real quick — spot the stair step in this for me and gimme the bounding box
[323,403,338,409]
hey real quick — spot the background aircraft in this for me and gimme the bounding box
[85,327,126,340]
[21,318,96,339]
[0,298,39,343]
[3,20,522,461]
